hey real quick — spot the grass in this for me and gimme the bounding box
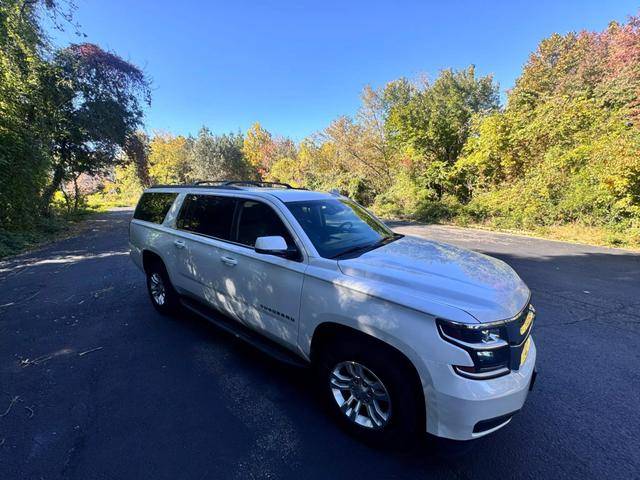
[0,190,142,260]
[85,194,137,211]
[0,208,101,260]
[446,217,640,250]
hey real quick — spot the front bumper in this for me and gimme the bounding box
[424,338,537,440]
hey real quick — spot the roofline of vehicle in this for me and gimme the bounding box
[147,184,243,190]
[146,180,308,190]
[144,184,342,199]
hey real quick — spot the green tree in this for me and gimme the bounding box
[188,127,255,181]
[0,0,56,228]
[124,131,151,187]
[385,66,499,164]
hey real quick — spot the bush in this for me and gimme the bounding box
[372,172,433,218]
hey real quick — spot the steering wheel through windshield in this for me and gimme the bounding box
[337,221,353,233]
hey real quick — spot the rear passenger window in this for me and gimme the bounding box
[133,192,178,224]
[236,201,294,248]
[177,194,236,240]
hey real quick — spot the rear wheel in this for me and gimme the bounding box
[145,260,179,315]
[315,334,423,448]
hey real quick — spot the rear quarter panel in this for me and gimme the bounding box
[129,220,184,289]
[129,191,185,285]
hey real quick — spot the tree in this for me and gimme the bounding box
[385,66,499,164]
[124,131,151,187]
[188,127,255,181]
[243,122,273,174]
[266,157,303,187]
[40,43,151,214]
[459,16,640,233]
[243,122,297,177]
[148,133,190,184]
[0,0,57,228]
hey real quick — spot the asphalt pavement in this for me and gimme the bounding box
[1,210,638,479]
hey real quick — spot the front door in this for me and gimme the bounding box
[218,199,306,348]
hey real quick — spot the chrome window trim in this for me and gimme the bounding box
[174,193,305,261]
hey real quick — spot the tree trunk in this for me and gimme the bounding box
[60,183,72,214]
[40,165,65,217]
[72,175,80,211]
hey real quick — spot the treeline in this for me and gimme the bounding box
[1,1,150,233]
[106,14,640,246]
[3,1,640,250]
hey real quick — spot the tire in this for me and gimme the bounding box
[145,259,180,315]
[315,334,423,448]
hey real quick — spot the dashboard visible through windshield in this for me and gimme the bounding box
[285,198,400,259]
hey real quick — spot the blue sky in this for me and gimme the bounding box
[47,0,638,140]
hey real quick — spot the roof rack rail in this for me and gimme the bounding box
[193,180,227,185]
[150,183,241,190]
[150,180,298,190]
[220,180,294,189]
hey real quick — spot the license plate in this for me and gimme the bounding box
[520,336,531,365]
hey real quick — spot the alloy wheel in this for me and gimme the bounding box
[149,272,166,306]
[330,361,392,429]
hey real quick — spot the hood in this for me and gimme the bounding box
[337,235,530,323]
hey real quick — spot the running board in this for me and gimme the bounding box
[179,297,308,369]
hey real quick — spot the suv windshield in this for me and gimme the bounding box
[285,198,400,259]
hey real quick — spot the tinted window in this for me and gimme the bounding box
[177,194,236,240]
[236,201,294,248]
[285,199,394,258]
[133,192,178,224]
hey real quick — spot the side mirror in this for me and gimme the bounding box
[255,236,299,260]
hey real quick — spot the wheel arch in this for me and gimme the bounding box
[142,249,165,273]
[310,321,426,426]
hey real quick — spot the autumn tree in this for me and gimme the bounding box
[243,122,297,177]
[41,43,151,213]
[458,16,640,232]
[148,134,190,184]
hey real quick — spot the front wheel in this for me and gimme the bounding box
[329,360,393,429]
[316,336,423,448]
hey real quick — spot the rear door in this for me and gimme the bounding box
[172,193,239,314]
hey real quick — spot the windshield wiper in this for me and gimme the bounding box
[331,234,403,259]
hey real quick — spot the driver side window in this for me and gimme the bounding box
[236,200,295,249]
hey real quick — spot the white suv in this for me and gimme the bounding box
[129,181,537,444]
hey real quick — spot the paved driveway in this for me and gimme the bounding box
[1,211,638,479]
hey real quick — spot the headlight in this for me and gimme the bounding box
[437,318,511,379]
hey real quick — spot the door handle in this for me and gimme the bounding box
[174,239,186,249]
[220,256,238,266]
